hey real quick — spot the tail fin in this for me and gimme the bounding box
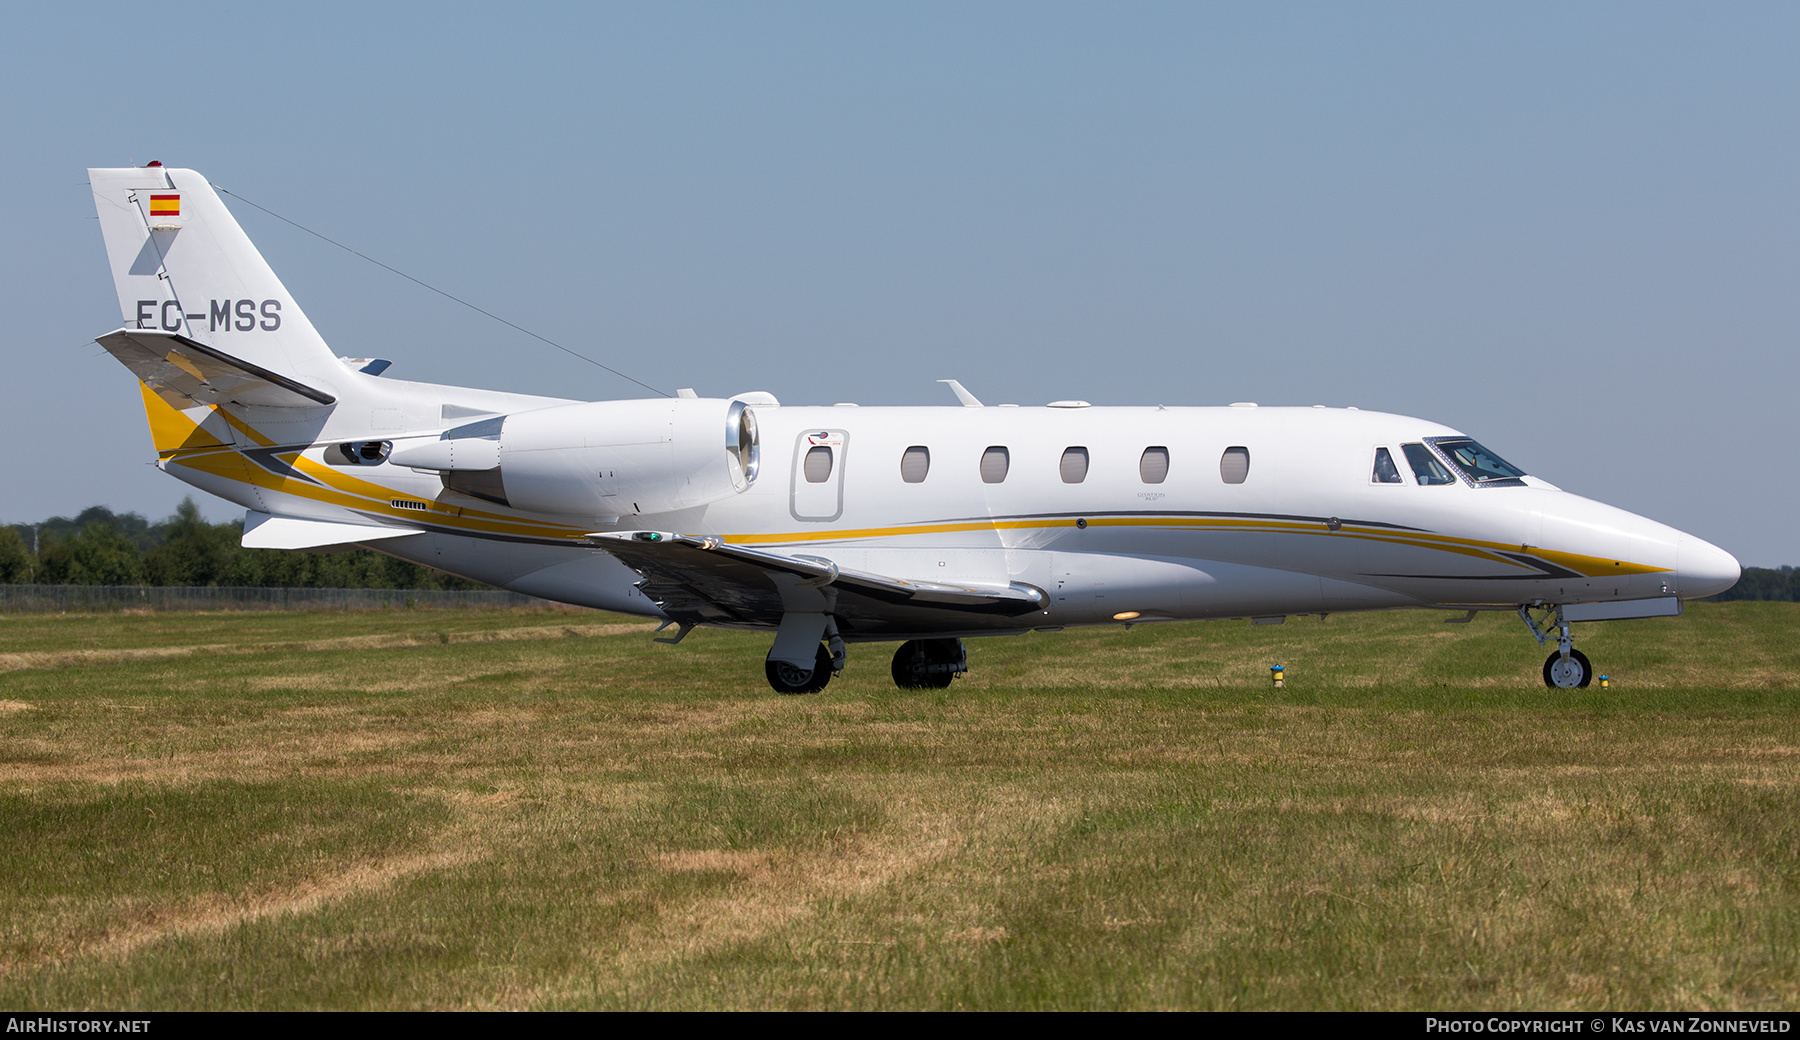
[89,166,344,401]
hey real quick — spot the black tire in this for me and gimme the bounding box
[1542,648,1593,689]
[891,638,965,690]
[766,643,834,695]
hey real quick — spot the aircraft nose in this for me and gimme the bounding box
[1678,534,1741,599]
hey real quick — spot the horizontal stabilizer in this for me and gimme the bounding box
[98,329,336,409]
[242,512,422,551]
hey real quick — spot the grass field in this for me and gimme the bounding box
[1,602,1797,1010]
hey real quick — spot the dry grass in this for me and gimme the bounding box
[70,849,484,967]
[0,602,1796,1009]
[0,621,651,675]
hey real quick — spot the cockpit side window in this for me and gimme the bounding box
[1371,447,1403,484]
[1402,443,1455,485]
[1427,437,1527,487]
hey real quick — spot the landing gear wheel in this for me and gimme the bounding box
[1543,648,1593,689]
[891,638,967,689]
[766,643,834,695]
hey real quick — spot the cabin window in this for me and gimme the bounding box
[803,445,834,483]
[980,446,1010,484]
[1403,443,1455,485]
[1372,447,1403,484]
[901,445,930,483]
[1140,446,1170,484]
[1220,446,1249,484]
[1429,437,1527,486]
[1060,447,1089,484]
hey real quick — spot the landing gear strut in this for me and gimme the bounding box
[891,638,967,689]
[1518,604,1594,689]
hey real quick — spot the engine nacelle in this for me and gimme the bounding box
[396,398,760,519]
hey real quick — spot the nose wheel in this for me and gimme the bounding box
[1520,605,1597,689]
[1543,648,1593,688]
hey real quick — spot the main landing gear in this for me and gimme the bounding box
[760,629,970,694]
[765,643,837,695]
[763,614,847,695]
[890,638,968,690]
[1518,604,1594,689]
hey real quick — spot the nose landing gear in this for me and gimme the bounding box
[1519,604,1594,688]
[1543,647,1593,688]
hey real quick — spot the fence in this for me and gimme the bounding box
[0,585,559,613]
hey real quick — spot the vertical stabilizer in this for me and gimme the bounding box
[89,166,344,398]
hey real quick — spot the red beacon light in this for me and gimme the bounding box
[144,160,162,167]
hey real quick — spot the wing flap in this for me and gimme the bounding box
[97,329,336,408]
[587,532,1046,634]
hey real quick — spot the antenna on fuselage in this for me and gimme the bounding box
[938,379,984,408]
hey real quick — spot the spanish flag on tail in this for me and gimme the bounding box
[149,194,180,217]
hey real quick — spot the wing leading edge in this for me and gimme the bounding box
[588,532,1047,637]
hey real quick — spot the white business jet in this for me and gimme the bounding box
[86,165,1740,692]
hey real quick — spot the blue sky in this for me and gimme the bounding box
[5,2,1796,563]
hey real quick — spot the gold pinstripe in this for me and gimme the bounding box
[717,516,1668,578]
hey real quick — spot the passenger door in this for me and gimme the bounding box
[791,429,848,522]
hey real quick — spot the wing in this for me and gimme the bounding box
[97,328,336,409]
[588,532,1047,637]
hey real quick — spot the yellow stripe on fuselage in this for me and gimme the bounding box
[720,516,1668,578]
[207,404,277,447]
[287,454,585,539]
[139,386,586,539]
[139,384,229,458]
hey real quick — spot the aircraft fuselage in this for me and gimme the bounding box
[150,385,1737,636]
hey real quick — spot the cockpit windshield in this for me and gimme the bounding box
[1427,437,1528,486]
[1402,443,1455,485]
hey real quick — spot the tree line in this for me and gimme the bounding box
[1,500,1789,600]
[1711,565,1800,602]
[0,501,487,589]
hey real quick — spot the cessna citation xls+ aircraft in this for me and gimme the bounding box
[87,165,1741,692]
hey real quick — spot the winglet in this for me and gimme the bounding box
[938,379,983,407]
